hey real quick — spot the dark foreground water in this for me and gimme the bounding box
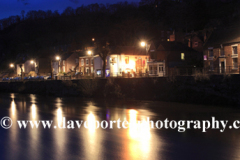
[0,93,240,160]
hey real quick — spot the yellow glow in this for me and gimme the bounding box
[10,64,14,68]
[56,56,60,60]
[57,108,63,124]
[88,51,92,55]
[141,42,146,47]
[11,100,16,116]
[30,60,34,64]
[31,104,36,119]
[87,112,96,133]
[128,109,151,159]
[92,38,95,41]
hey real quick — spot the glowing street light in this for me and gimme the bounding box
[56,56,60,60]
[92,38,95,42]
[88,51,92,55]
[141,42,146,47]
[10,63,14,68]
[30,60,34,64]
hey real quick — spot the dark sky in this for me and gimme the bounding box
[0,0,140,20]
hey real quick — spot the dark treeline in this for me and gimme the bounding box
[0,0,239,69]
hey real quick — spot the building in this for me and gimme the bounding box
[203,24,240,74]
[16,58,37,77]
[93,46,149,77]
[59,51,79,73]
[148,41,202,76]
[79,49,95,76]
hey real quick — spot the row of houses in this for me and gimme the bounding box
[14,37,203,78]
[15,24,240,78]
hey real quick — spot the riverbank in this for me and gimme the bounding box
[0,75,239,106]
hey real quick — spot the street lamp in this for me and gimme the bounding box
[30,60,34,64]
[92,38,95,42]
[88,51,92,55]
[10,63,14,68]
[56,56,60,61]
[141,41,146,47]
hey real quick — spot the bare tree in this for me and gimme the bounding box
[96,40,110,78]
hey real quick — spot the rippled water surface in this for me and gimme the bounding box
[0,93,240,160]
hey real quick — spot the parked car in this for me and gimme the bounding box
[47,76,52,80]
[24,77,29,80]
[43,76,50,80]
[2,77,9,81]
[13,77,21,81]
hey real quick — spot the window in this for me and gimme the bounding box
[81,59,84,66]
[233,58,238,69]
[91,67,93,73]
[204,55,207,61]
[219,49,224,56]
[86,59,89,65]
[97,70,101,75]
[63,67,65,72]
[72,66,74,71]
[181,53,185,60]
[209,49,213,57]
[125,56,129,64]
[194,42,198,47]
[209,61,214,71]
[63,60,65,65]
[91,59,93,65]
[159,65,163,72]
[233,46,238,55]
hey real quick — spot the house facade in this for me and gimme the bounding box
[59,52,79,73]
[203,25,240,74]
[148,41,202,76]
[92,46,149,77]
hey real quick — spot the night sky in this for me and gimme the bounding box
[0,0,140,20]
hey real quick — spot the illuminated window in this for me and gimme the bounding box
[63,60,65,65]
[81,59,84,66]
[86,59,89,65]
[75,59,78,64]
[125,56,129,64]
[181,53,185,60]
[204,55,207,60]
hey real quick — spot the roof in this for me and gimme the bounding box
[110,46,147,55]
[204,23,240,48]
[157,41,198,52]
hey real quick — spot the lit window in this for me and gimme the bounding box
[125,57,129,64]
[75,59,78,64]
[204,55,207,60]
[81,59,84,66]
[86,59,89,65]
[181,53,185,60]
[63,60,65,65]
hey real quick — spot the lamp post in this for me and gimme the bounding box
[51,56,61,80]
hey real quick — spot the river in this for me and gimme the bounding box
[0,93,240,160]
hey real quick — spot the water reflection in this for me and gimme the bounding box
[2,94,165,160]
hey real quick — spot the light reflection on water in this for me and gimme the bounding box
[3,93,240,160]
